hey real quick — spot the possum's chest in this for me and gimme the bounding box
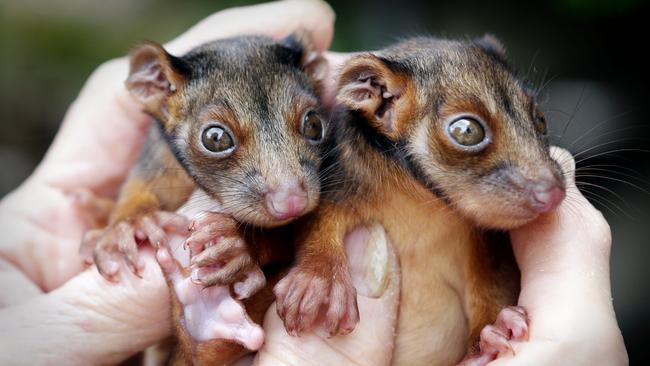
[371,187,481,365]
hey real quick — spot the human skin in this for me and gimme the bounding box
[0,1,627,365]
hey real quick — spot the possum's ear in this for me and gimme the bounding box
[337,54,414,138]
[474,34,508,63]
[280,31,328,83]
[126,42,189,119]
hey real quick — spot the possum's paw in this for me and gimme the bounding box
[458,306,529,366]
[185,211,265,299]
[274,262,359,337]
[155,239,264,350]
[80,211,189,281]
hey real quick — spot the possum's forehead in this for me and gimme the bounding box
[386,44,535,134]
[175,54,313,133]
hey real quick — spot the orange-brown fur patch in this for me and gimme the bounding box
[109,178,160,224]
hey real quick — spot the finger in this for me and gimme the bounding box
[155,241,183,280]
[43,248,170,366]
[549,146,576,187]
[507,147,623,355]
[511,146,611,273]
[321,51,356,110]
[165,0,335,55]
[0,258,43,306]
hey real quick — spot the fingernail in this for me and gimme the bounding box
[345,222,389,298]
[191,267,201,284]
[137,257,146,270]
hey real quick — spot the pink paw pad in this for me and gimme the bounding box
[156,238,265,351]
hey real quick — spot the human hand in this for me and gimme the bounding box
[467,147,628,366]
[0,1,336,364]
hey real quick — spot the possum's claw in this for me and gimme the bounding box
[274,262,359,337]
[458,306,529,366]
[185,211,265,299]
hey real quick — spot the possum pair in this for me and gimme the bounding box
[81,33,565,365]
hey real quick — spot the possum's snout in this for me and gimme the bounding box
[529,178,565,213]
[265,179,309,220]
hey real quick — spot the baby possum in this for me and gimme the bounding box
[80,34,328,365]
[273,36,566,365]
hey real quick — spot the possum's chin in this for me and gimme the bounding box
[453,198,540,230]
[228,205,305,228]
[471,212,538,230]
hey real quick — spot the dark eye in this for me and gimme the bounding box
[301,110,323,142]
[534,111,547,135]
[448,117,486,146]
[201,125,235,153]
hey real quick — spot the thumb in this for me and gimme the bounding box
[49,249,170,365]
[253,222,400,366]
[165,0,335,55]
[511,146,612,299]
[496,147,627,365]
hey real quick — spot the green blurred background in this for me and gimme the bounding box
[1,0,649,363]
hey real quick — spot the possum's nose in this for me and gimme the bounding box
[531,185,565,213]
[528,171,565,213]
[265,180,308,220]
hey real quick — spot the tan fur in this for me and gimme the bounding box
[109,178,161,223]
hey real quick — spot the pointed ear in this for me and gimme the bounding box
[474,34,508,63]
[337,54,413,138]
[125,42,189,119]
[280,30,328,83]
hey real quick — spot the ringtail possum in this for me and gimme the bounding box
[80,34,329,365]
[272,36,566,365]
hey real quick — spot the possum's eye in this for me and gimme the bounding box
[301,110,324,143]
[448,117,486,146]
[201,125,235,154]
[534,111,547,135]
